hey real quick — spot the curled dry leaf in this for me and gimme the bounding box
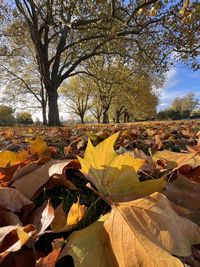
[10,160,74,199]
[57,213,116,267]
[0,224,36,262]
[0,207,22,227]
[51,199,86,233]
[0,187,34,213]
[28,200,54,237]
[104,192,200,267]
[78,132,166,201]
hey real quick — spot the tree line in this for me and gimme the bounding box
[0,0,199,125]
[0,106,33,126]
[158,93,200,120]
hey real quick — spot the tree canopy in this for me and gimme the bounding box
[0,0,199,125]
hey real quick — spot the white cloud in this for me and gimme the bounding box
[158,103,168,107]
[163,68,179,89]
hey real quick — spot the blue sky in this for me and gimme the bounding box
[157,63,200,111]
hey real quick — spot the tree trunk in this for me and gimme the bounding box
[41,78,47,125]
[80,114,84,124]
[47,90,61,126]
[97,116,101,123]
[115,110,121,123]
[102,111,109,123]
[42,104,47,125]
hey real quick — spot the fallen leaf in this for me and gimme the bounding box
[0,224,36,262]
[51,199,86,233]
[78,133,166,201]
[0,188,34,213]
[36,238,64,267]
[0,151,28,168]
[57,213,116,267]
[28,200,54,236]
[1,247,44,267]
[163,173,200,211]
[0,207,22,227]
[153,150,200,170]
[10,160,73,199]
[104,192,200,267]
[29,137,49,156]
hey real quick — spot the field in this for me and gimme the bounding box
[0,120,200,266]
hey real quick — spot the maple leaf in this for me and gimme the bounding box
[104,192,200,267]
[78,133,166,201]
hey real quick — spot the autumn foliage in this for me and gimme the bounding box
[0,121,200,266]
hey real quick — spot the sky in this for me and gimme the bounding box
[157,62,200,111]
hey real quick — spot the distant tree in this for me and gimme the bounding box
[0,105,15,126]
[190,110,200,119]
[157,108,182,120]
[171,93,199,117]
[60,76,93,124]
[16,112,33,125]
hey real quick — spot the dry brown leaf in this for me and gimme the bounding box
[28,200,54,237]
[0,224,36,262]
[10,160,73,199]
[180,165,200,183]
[1,247,44,267]
[163,172,200,224]
[104,192,200,267]
[48,174,77,191]
[0,187,34,213]
[164,173,200,211]
[0,207,22,227]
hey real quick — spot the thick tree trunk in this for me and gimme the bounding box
[47,90,61,126]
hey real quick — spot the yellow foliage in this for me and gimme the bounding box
[78,132,166,201]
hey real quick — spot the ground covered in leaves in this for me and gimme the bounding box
[0,120,200,267]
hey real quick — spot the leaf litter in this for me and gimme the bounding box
[0,121,200,266]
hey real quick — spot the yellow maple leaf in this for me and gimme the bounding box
[78,133,166,201]
[29,137,49,156]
